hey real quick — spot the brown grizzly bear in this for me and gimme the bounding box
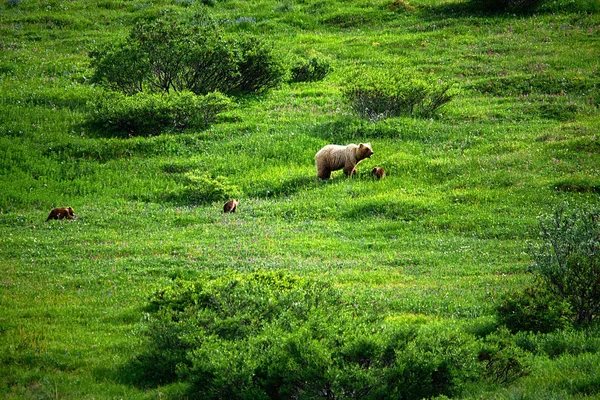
[315,143,373,180]
[46,207,76,221]
[372,167,386,180]
[223,199,239,213]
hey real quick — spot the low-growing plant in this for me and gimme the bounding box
[530,204,600,325]
[290,55,332,83]
[343,68,455,121]
[162,172,239,205]
[496,282,573,334]
[479,327,531,385]
[129,271,502,399]
[88,90,232,136]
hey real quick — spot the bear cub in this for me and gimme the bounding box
[223,199,239,213]
[315,143,373,180]
[372,167,386,180]
[46,207,76,221]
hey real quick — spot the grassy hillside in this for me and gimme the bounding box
[1,0,599,398]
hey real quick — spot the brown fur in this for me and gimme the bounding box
[371,167,386,180]
[315,143,373,180]
[46,207,75,221]
[223,199,239,213]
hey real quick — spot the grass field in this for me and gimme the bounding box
[1,0,599,398]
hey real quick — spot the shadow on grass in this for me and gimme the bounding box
[246,175,318,199]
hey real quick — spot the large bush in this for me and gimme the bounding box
[90,13,285,96]
[89,90,232,136]
[343,68,455,121]
[530,204,600,325]
[128,271,497,399]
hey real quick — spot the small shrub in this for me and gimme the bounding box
[496,282,573,334]
[479,327,531,384]
[343,68,455,121]
[231,37,286,94]
[290,56,332,83]
[163,172,239,205]
[530,204,600,325]
[88,91,231,136]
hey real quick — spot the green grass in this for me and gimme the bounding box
[1,0,599,397]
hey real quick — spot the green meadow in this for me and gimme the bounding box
[1,0,599,398]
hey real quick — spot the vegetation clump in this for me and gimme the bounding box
[130,271,492,399]
[530,204,600,325]
[290,55,332,83]
[90,13,285,96]
[343,68,455,121]
[88,90,232,136]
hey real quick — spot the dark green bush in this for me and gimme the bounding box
[90,14,284,96]
[130,271,493,399]
[343,68,455,121]
[496,282,573,334]
[290,56,332,83]
[478,327,530,384]
[531,204,600,325]
[232,37,286,94]
[89,90,232,136]
[470,0,546,12]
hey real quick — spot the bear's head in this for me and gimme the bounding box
[357,143,373,160]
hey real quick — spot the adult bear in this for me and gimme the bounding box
[315,143,373,180]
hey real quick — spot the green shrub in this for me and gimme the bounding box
[496,282,573,334]
[162,172,239,205]
[470,0,547,12]
[130,271,494,398]
[90,14,284,96]
[530,204,600,325]
[479,327,530,385]
[290,56,332,83]
[231,37,286,94]
[343,68,455,121]
[88,90,232,136]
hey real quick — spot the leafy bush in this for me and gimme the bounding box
[130,271,493,399]
[479,327,530,384]
[162,172,239,205]
[496,282,573,334]
[290,56,332,83]
[530,204,600,325]
[232,37,286,94]
[88,90,232,136]
[343,68,455,121]
[90,14,284,96]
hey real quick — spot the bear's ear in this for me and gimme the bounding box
[359,143,365,148]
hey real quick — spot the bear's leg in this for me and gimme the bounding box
[318,168,331,180]
[343,165,356,176]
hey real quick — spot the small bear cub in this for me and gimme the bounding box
[371,167,386,180]
[223,199,239,213]
[46,207,76,221]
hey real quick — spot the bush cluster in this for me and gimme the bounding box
[90,13,285,96]
[343,68,455,121]
[88,91,231,136]
[127,271,533,399]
